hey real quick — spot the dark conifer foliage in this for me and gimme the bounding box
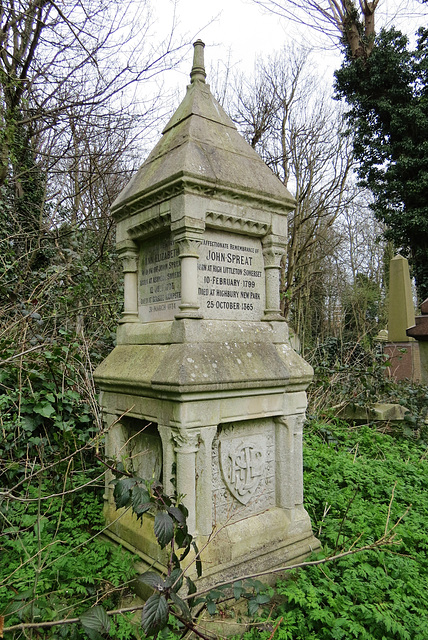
[335,27,428,300]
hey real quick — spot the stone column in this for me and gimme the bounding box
[174,234,203,319]
[172,429,200,534]
[262,239,286,321]
[196,426,217,535]
[117,239,139,323]
[158,425,176,496]
[103,414,129,505]
[292,415,305,509]
[275,414,305,510]
[274,417,294,510]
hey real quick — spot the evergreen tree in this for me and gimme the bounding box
[335,27,428,300]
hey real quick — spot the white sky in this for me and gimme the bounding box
[155,0,426,93]
[172,0,335,75]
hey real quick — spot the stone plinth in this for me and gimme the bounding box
[407,299,428,384]
[384,342,420,382]
[94,41,319,588]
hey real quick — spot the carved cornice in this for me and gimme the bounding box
[112,174,293,222]
[128,211,171,240]
[206,211,270,237]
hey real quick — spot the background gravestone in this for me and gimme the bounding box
[94,41,319,587]
[383,255,420,382]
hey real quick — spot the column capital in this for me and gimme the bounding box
[117,239,139,273]
[172,428,200,453]
[176,237,202,258]
[262,242,286,269]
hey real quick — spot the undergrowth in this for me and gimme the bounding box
[2,334,428,639]
[239,419,428,640]
[0,336,139,639]
[308,337,428,442]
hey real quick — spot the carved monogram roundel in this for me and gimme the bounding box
[219,436,266,505]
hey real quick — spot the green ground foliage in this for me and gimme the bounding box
[237,343,428,640]
[238,419,428,640]
[2,332,428,639]
[0,336,138,638]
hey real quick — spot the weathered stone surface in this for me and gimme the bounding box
[383,255,421,382]
[407,298,428,383]
[94,40,319,587]
[384,342,421,383]
[112,71,295,217]
[388,255,415,342]
[337,402,409,423]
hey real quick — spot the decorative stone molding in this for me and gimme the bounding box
[176,238,201,258]
[262,245,286,269]
[128,210,171,240]
[219,436,266,505]
[172,428,200,453]
[206,211,270,237]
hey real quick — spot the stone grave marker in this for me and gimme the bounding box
[94,41,320,588]
[407,298,428,384]
[384,255,420,382]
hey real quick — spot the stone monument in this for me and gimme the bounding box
[406,299,428,384]
[94,41,319,587]
[383,255,420,382]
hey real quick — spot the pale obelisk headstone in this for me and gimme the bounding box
[384,255,420,381]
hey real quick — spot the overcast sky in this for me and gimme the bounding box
[153,0,427,94]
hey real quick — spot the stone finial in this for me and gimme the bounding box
[190,40,206,84]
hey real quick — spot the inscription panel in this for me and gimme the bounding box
[139,235,181,322]
[138,230,265,322]
[197,230,264,320]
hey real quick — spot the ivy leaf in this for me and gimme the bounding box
[164,567,183,593]
[131,485,151,509]
[137,571,166,592]
[33,401,55,418]
[233,580,244,600]
[186,576,197,596]
[141,593,169,636]
[131,485,152,517]
[206,598,217,615]
[154,512,174,548]
[247,598,261,617]
[80,605,110,640]
[175,527,190,549]
[247,593,271,616]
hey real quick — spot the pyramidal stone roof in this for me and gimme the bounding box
[111,41,295,217]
